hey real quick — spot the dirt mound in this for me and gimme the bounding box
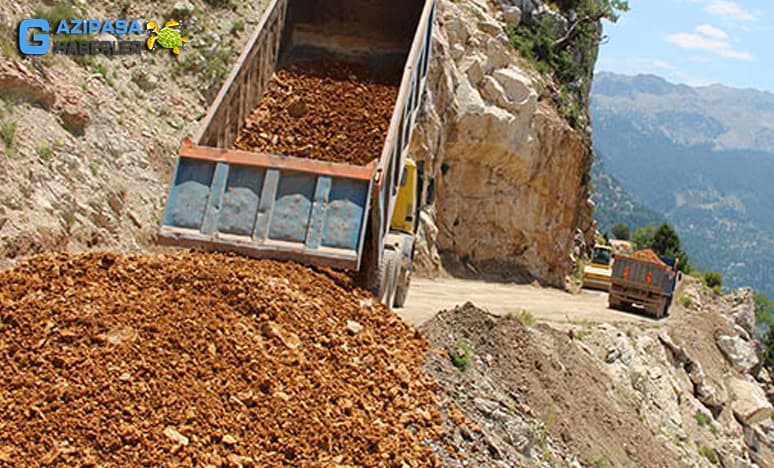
[234,61,399,166]
[630,249,666,266]
[0,252,442,466]
[420,303,682,467]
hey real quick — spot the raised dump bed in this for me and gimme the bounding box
[159,0,436,304]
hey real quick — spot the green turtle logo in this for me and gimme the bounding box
[146,20,189,55]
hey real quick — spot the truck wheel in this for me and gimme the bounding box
[393,266,410,308]
[379,248,401,308]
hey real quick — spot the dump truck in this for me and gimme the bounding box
[608,250,679,319]
[158,0,437,308]
[582,244,613,291]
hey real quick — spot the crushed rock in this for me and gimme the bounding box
[234,60,399,166]
[0,251,443,466]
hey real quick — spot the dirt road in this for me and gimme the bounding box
[398,276,660,327]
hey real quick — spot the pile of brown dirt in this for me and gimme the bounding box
[0,252,442,466]
[630,249,666,266]
[420,303,682,467]
[234,61,399,166]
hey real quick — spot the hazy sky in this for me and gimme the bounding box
[595,0,774,91]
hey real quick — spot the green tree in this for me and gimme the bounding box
[551,0,630,51]
[652,223,680,256]
[611,223,630,240]
[755,293,774,341]
[631,224,657,250]
[762,325,774,369]
[633,222,690,271]
[703,271,722,293]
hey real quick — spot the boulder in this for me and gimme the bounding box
[501,6,521,25]
[730,301,756,336]
[171,1,195,19]
[728,377,774,425]
[716,335,759,374]
[725,287,756,335]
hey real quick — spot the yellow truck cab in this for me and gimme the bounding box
[583,244,613,291]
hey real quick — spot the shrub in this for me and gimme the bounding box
[694,410,711,427]
[697,444,719,465]
[231,20,245,34]
[34,3,80,27]
[449,340,473,371]
[0,120,16,156]
[204,0,237,9]
[703,271,722,290]
[37,141,53,160]
[761,325,774,369]
[677,295,694,309]
[513,310,536,327]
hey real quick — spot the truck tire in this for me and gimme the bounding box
[379,248,401,308]
[393,265,410,308]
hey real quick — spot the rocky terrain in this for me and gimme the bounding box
[0,0,597,289]
[411,0,596,286]
[421,280,774,466]
[0,0,267,268]
[1,0,773,466]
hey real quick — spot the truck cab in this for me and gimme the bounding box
[583,244,613,291]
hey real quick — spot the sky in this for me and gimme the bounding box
[596,0,774,91]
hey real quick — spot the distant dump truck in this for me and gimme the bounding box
[608,249,679,318]
[582,244,613,291]
[158,0,437,309]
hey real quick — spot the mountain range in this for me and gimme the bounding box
[591,72,774,297]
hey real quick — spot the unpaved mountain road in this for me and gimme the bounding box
[399,276,661,327]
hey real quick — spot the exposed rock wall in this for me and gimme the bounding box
[412,0,595,286]
[587,281,774,466]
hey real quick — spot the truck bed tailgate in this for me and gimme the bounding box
[159,140,374,270]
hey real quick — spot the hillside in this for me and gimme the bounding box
[590,150,664,234]
[591,73,774,296]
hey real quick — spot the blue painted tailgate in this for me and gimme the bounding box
[159,155,373,270]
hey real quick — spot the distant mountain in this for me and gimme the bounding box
[591,151,664,234]
[591,73,774,297]
[593,73,774,153]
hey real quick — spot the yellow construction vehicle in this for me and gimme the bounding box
[582,244,613,291]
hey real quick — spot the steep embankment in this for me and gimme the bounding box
[411,0,596,287]
[420,281,774,466]
[0,0,263,267]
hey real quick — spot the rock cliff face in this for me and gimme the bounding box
[412,0,595,286]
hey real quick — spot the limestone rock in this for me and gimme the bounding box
[0,60,89,134]
[410,0,596,285]
[163,427,189,446]
[501,6,522,25]
[172,1,195,19]
[728,377,774,425]
[716,335,759,374]
[132,69,159,91]
[0,61,56,108]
